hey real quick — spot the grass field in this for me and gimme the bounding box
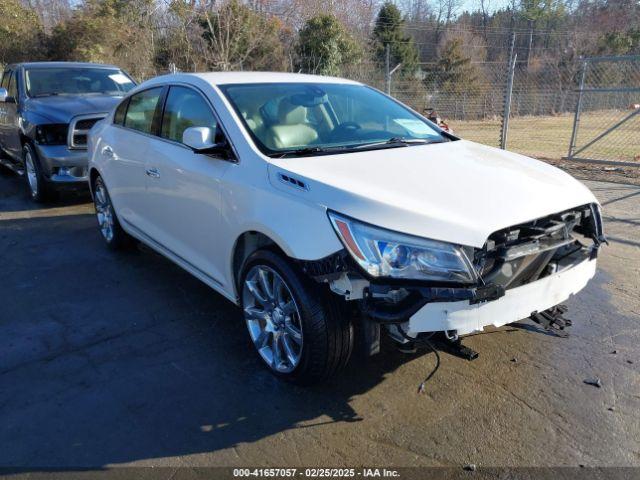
[453,111,640,163]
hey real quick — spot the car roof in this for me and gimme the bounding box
[195,71,361,85]
[8,61,122,70]
[143,71,362,87]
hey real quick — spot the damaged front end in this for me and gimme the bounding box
[301,203,605,355]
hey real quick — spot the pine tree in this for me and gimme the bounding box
[372,2,419,75]
[296,14,361,76]
[424,38,480,95]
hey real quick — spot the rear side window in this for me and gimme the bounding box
[113,99,128,125]
[160,86,217,143]
[124,87,162,134]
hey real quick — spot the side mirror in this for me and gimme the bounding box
[182,126,232,159]
[183,126,216,150]
[0,88,8,103]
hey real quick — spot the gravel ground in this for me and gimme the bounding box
[1,167,639,471]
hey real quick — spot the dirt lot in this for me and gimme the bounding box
[1,167,639,470]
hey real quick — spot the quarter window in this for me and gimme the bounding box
[113,98,128,125]
[124,87,162,134]
[161,86,217,144]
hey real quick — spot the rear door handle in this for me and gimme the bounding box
[145,167,160,179]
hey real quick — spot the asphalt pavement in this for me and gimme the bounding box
[1,166,639,470]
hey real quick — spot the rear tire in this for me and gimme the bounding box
[23,143,54,203]
[92,175,134,250]
[240,249,354,385]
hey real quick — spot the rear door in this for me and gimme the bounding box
[142,84,233,284]
[100,86,164,233]
[0,69,21,160]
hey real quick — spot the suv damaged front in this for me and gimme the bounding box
[300,202,604,354]
[8,63,136,201]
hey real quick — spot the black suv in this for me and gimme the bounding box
[0,62,135,202]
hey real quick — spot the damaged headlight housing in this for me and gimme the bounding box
[328,211,477,283]
[35,124,68,145]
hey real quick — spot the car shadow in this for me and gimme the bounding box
[0,213,433,469]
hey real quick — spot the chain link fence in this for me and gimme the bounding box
[568,56,640,164]
[342,54,639,169]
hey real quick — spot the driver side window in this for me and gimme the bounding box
[1,71,10,90]
[8,71,18,98]
[160,86,218,144]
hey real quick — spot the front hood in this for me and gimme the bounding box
[268,140,597,248]
[24,95,123,123]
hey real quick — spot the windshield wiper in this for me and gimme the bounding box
[351,137,438,150]
[270,137,442,158]
[271,145,348,158]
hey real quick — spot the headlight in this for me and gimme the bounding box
[35,124,68,145]
[328,211,477,283]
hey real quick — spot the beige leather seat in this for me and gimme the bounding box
[264,100,318,150]
[242,109,265,139]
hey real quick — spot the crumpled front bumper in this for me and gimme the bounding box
[34,144,89,185]
[407,257,597,336]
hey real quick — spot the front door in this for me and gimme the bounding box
[0,70,22,160]
[143,85,232,284]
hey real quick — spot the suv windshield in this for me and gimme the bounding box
[219,83,448,157]
[25,67,135,97]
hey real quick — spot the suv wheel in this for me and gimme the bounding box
[23,143,53,203]
[93,175,133,250]
[240,249,353,384]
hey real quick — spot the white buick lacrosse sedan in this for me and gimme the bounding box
[87,72,605,384]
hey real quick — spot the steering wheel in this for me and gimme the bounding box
[336,121,361,131]
[330,121,362,142]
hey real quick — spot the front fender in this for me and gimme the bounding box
[20,111,59,139]
[219,176,344,299]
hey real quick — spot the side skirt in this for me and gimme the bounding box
[121,218,238,305]
[0,155,24,175]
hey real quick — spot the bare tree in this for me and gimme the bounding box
[198,0,287,71]
[478,0,490,43]
[22,0,71,31]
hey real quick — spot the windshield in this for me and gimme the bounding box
[25,67,136,97]
[219,83,448,157]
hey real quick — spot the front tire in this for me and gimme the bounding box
[23,143,54,203]
[92,175,133,250]
[240,249,353,384]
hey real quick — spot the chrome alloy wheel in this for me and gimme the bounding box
[242,265,303,373]
[94,181,115,243]
[24,149,38,197]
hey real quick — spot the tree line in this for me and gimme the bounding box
[0,0,638,103]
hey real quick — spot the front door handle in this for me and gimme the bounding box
[145,167,160,179]
[102,146,114,158]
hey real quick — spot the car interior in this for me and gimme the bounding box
[226,84,442,153]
